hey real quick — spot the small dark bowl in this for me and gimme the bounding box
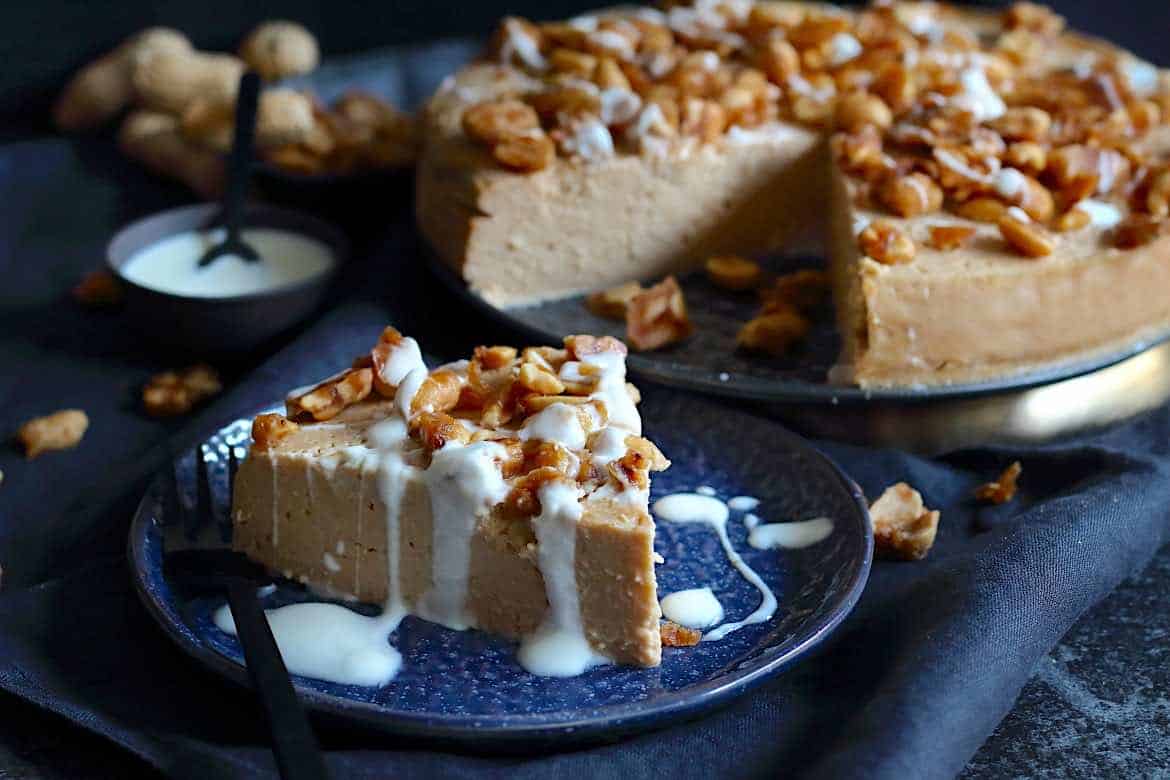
[107,203,347,354]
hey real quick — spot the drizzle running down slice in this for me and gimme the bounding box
[231,328,669,671]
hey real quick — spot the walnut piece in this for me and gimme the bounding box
[870,482,940,561]
[998,211,1055,257]
[585,281,643,320]
[626,276,694,351]
[761,269,830,313]
[705,255,762,291]
[72,269,124,307]
[974,461,1022,504]
[251,413,299,450]
[17,409,89,459]
[142,364,223,417]
[461,99,540,146]
[660,620,702,647]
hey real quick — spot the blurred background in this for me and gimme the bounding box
[3,0,1167,140]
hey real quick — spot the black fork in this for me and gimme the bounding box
[164,441,330,780]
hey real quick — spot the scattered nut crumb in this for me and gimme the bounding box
[974,461,1022,505]
[870,482,940,561]
[626,275,694,351]
[71,269,124,307]
[660,620,701,647]
[17,410,89,459]
[252,413,300,450]
[737,308,811,356]
[142,365,223,417]
[585,281,643,320]
[705,255,762,291]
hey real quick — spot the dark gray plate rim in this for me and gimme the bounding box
[127,407,873,744]
[423,251,1170,406]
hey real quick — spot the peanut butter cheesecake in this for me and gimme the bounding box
[415,1,1170,387]
[231,328,669,675]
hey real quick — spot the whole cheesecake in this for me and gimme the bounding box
[415,1,1170,388]
[231,328,669,672]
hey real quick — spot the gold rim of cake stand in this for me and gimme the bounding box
[770,341,1170,455]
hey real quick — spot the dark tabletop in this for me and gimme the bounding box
[3,544,1169,778]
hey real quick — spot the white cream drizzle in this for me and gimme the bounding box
[727,496,760,512]
[1075,199,1123,229]
[520,403,587,450]
[518,481,607,676]
[660,587,724,629]
[749,517,834,550]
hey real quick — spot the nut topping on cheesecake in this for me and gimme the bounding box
[452,1,1169,261]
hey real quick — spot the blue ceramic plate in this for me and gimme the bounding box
[128,393,872,744]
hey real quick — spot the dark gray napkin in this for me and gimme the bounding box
[3,36,1170,780]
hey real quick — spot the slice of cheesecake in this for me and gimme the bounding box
[416,1,1170,388]
[231,328,668,672]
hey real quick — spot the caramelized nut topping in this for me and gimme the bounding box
[879,172,943,218]
[998,212,1055,257]
[251,412,299,450]
[870,482,940,561]
[1114,214,1170,248]
[974,461,1022,504]
[462,100,540,146]
[834,90,893,133]
[287,368,373,421]
[564,334,627,359]
[859,219,916,265]
[626,276,694,351]
[705,255,762,291]
[926,224,977,251]
[17,409,89,459]
[493,132,555,172]
[410,411,472,452]
[1055,207,1091,232]
[956,197,1008,223]
[143,364,223,417]
[518,362,566,395]
[410,368,463,416]
[474,345,518,370]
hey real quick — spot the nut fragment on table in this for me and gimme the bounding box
[626,275,694,351]
[737,309,811,356]
[17,410,89,459]
[870,482,940,561]
[72,269,124,307]
[142,365,223,417]
[974,461,1022,505]
[585,281,644,320]
[705,255,762,291]
[761,269,829,313]
[660,620,701,647]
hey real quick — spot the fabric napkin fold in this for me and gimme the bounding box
[3,299,1170,780]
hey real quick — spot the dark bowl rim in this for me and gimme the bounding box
[127,405,873,746]
[106,203,348,305]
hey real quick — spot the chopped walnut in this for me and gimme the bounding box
[737,309,811,356]
[142,365,223,417]
[410,411,472,452]
[998,212,1055,257]
[585,281,644,320]
[518,362,565,395]
[974,461,1022,505]
[834,90,893,133]
[608,435,670,490]
[564,334,627,359]
[859,219,916,265]
[251,413,299,450]
[17,409,89,458]
[926,225,977,251]
[1055,207,1091,232]
[705,255,762,291]
[870,482,940,561]
[410,368,463,416]
[1004,2,1065,36]
[72,269,124,307]
[626,276,694,351]
[660,620,701,647]
[286,368,373,422]
[956,197,1008,224]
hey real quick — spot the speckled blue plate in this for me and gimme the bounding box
[128,393,871,744]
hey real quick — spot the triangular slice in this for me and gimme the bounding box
[231,329,668,672]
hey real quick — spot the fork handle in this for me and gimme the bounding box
[227,582,330,780]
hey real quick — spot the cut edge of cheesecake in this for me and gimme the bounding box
[230,329,668,672]
[414,1,1170,389]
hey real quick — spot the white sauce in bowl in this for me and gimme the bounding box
[120,227,334,298]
